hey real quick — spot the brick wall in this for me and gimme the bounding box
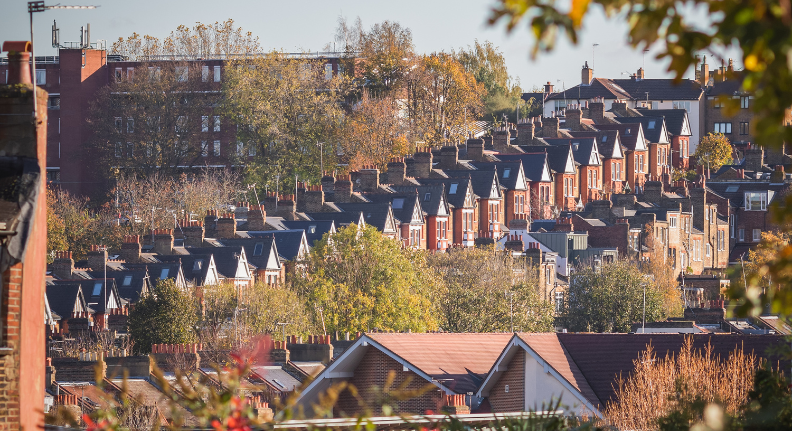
[0,265,22,429]
[334,348,442,416]
[489,350,525,412]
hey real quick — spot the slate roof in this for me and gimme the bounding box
[46,284,86,318]
[443,170,502,199]
[368,332,513,395]
[360,194,423,225]
[330,204,395,232]
[568,130,623,159]
[468,161,526,190]
[494,153,554,182]
[543,138,601,166]
[185,246,248,279]
[282,220,335,246]
[635,108,691,137]
[250,365,303,392]
[618,116,668,144]
[416,178,476,209]
[708,75,745,97]
[245,230,305,261]
[87,269,149,303]
[158,254,216,286]
[305,211,365,228]
[705,182,790,208]
[515,145,576,174]
[546,78,632,101]
[593,123,645,151]
[391,185,448,216]
[547,78,703,102]
[50,279,120,313]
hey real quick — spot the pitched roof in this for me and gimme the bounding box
[367,333,513,394]
[516,145,576,174]
[158,254,218,286]
[185,246,250,280]
[494,153,554,182]
[245,230,306,261]
[416,178,476,209]
[281,220,335,246]
[542,138,601,166]
[568,130,624,159]
[468,161,527,190]
[593,123,646,152]
[708,75,745,97]
[546,78,632,101]
[443,170,502,199]
[46,284,86,318]
[87,269,149,303]
[305,211,366,228]
[547,78,703,102]
[50,279,119,313]
[390,185,449,216]
[635,108,691,137]
[360,194,424,225]
[332,203,397,233]
[617,116,669,145]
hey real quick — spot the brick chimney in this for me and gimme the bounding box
[544,81,553,94]
[565,106,582,131]
[386,158,406,184]
[508,213,529,231]
[516,119,535,145]
[588,99,604,123]
[120,235,141,262]
[744,147,764,171]
[643,181,663,203]
[204,210,218,237]
[542,117,559,138]
[409,147,433,178]
[216,214,237,238]
[439,146,459,170]
[771,165,785,182]
[582,61,593,85]
[276,195,297,220]
[589,200,613,220]
[334,175,353,203]
[493,128,511,153]
[248,204,267,230]
[181,220,205,247]
[321,172,336,192]
[504,234,524,252]
[263,192,278,214]
[234,202,249,220]
[699,56,710,87]
[86,245,107,271]
[524,242,543,265]
[466,138,485,162]
[295,183,306,207]
[52,251,74,279]
[153,229,174,255]
[303,185,326,212]
[611,100,628,115]
[636,67,645,80]
[441,394,470,415]
[358,166,380,192]
[4,41,32,85]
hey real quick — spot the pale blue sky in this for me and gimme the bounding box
[1,0,734,89]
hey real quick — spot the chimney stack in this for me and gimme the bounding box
[439,146,459,170]
[3,41,32,85]
[565,106,582,132]
[120,236,141,262]
[542,117,559,138]
[153,229,174,255]
[204,210,218,237]
[636,67,645,80]
[386,158,407,184]
[409,147,433,178]
[493,128,511,153]
[643,181,663,203]
[466,138,485,162]
[234,202,249,220]
[321,172,336,192]
[516,119,535,145]
[589,98,605,123]
[216,214,237,238]
[86,245,107,271]
[180,220,205,247]
[276,194,297,220]
[52,251,74,279]
[247,205,267,230]
[582,61,593,85]
[303,185,326,212]
[263,192,278,214]
[334,175,353,203]
[744,147,764,172]
[358,166,380,192]
[699,56,710,87]
[544,81,554,94]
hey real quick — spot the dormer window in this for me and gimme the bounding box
[745,192,767,211]
[92,282,103,296]
[193,260,203,270]
[160,268,169,279]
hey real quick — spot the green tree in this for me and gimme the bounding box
[294,224,441,333]
[693,133,734,172]
[561,259,667,332]
[427,247,555,333]
[127,279,198,354]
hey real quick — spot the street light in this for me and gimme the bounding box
[28,1,99,120]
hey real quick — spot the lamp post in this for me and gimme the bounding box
[28,1,99,120]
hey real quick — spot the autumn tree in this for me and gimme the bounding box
[222,51,348,193]
[294,224,441,333]
[340,90,410,168]
[693,132,734,172]
[456,40,531,121]
[561,259,668,332]
[427,247,554,333]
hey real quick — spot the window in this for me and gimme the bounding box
[670,216,677,228]
[160,268,169,279]
[115,142,123,158]
[601,135,608,142]
[325,63,333,80]
[714,122,732,134]
[126,142,134,157]
[740,122,749,135]
[503,168,511,178]
[114,117,123,132]
[248,143,256,156]
[588,170,592,188]
[122,276,132,286]
[237,142,244,156]
[202,116,209,132]
[176,116,188,134]
[555,291,564,312]
[714,98,723,108]
[48,96,60,109]
[253,243,263,256]
[392,198,405,209]
[201,141,208,157]
[745,192,767,211]
[176,66,188,82]
[593,170,598,188]
[449,183,458,194]
[739,228,745,242]
[639,154,644,172]
[741,96,749,109]
[126,68,134,81]
[35,69,46,85]
[706,243,711,257]
[673,101,691,112]
[213,66,221,82]
[730,214,735,238]
[149,67,161,81]
[424,193,431,202]
[652,101,659,109]
[647,120,656,129]
[753,229,761,242]
[127,118,134,134]
[213,116,221,132]
[114,68,123,83]
[202,65,210,82]
[92,282,103,297]
[213,140,221,156]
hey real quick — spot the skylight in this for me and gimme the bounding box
[648,120,656,129]
[92,282,102,296]
[273,379,286,389]
[160,268,169,279]
[309,225,316,233]
[122,276,132,286]
[424,193,431,201]
[392,198,405,209]
[253,243,264,256]
[194,260,203,270]
[725,185,739,193]
[449,183,458,194]
[625,128,632,135]
[601,135,608,142]
[503,168,511,178]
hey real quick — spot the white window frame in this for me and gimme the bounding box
[202,116,209,133]
[35,69,46,85]
[202,65,210,82]
[753,229,761,242]
[739,228,745,242]
[213,66,221,82]
[745,192,767,211]
[213,140,221,156]
[669,216,677,228]
[176,66,188,82]
[213,116,221,132]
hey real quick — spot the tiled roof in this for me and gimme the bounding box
[416,178,475,209]
[548,78,703,102]
[516,145,575,174]
[250,365,302,391]
[282,220,335,246]
[368,332,513,395]
[305,211,365,228]
[87,269,148,303]
[708,75,745,97]
[158,254,215,285]
[617,116,668,144]
[468,161,525,190]
[50,279,118,313]
[635,108,691,137]
[245,230,305,261]
[46,284,84,318]
[444,170,501,200]
[186,246,248,279]
[568,130,623,159]
[495,153,553,182]
[593,123,644,152]
[391,185,448,216]
[547,78,632,101]
[543,138,600,166]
